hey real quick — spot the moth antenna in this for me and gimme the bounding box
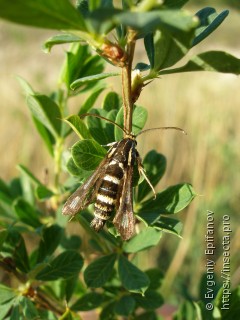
[137,126,187,137]
[80,113,129,135]
[139,166,157,199]
[137,157,156,199]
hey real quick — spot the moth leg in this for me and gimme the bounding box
[136,153,156,199]
[102,141,117,147]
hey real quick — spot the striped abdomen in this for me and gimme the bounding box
[90,160,124,231]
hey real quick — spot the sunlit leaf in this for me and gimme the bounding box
[139,183,196,220]
[43,34,83,53]
[71,72,119,91]
[160,51,240,75]
[0,0,87,31]
[71,139,106,170]
[123,228,162,253]
[64,115,92,140]
[27,94,62,138]
[192,8,229,47]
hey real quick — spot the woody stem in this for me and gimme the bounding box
[122,29,137,135]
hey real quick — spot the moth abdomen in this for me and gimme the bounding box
[91,160,125,231]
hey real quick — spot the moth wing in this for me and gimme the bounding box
[113,166,135,240]
[62,157,109,216]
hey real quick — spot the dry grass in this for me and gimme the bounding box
[0,5,239,303]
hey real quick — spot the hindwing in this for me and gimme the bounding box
[113,165,135,240]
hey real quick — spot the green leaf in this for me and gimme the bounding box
[123,228,162,253]
[18,164,42,186]
[32,117,55,156]
[66,157,92,178]
[132,106,148,135]
[4,231,30,273]
[79,85,105,115]
[86,7,118,35]
[152,29,190,72]
[136,151,166,203]
[60,44,105,92]
[27,94,62,138]
[76,0,89,17]
[71,72,119,91]
[0,0,86,31]
[100,301,117,320]
[118,255,150,294]
[36,250,84,281]
[71,292,105,311]
[115,106,148,140]
[0,180,13,215]
[0,298,16,319]
[35,185,54,200]
[216,286,240,320]
[43,33,83,53]
[38,309,58,320]
[61,235,82,251]
[20,296,39,319]
[64,115,92,140]
[152,216,183,237]
[13,198,42,228]
[17,165,54,200]
[114,295,136,316]
[135,62,150,72]
[86,108,116,145]
[71,139,106,171]
[0,284,17,304]
[135,311,160,320]
[173,300,198,320]
[160,51,240,75]
[16,76,34,95]
[9,178,23,200]
[164,0,189,8]
[134,290,163,310]
[192,8,229,47]
[9,302,22,320]
[84,253,117,288]
[139,183,196,219]
[63,275,79,303]
[144,33,154,69]
[102,91,121,112]
[115,10,198,33]
[17,78,55,155]
[36,225,63,263]
[145,268,164,290]
[77,211,120,247]
[0,229,7,250]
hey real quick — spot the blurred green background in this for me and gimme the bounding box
[0,0,239,306]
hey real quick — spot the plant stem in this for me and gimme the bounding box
[54,137,64,195]
[122,29,137,134]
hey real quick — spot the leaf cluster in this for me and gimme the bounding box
[0,0,239,319]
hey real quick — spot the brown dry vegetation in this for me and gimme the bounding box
[1,5,239,303]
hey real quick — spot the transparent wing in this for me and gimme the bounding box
[113,166,135,240]
[62,157,109,216]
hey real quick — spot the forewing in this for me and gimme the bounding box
[113,166,135,240]
[62,157,109,216]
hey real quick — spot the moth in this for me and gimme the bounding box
[62,114,184,240]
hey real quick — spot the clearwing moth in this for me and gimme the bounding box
[62,114,185,240]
